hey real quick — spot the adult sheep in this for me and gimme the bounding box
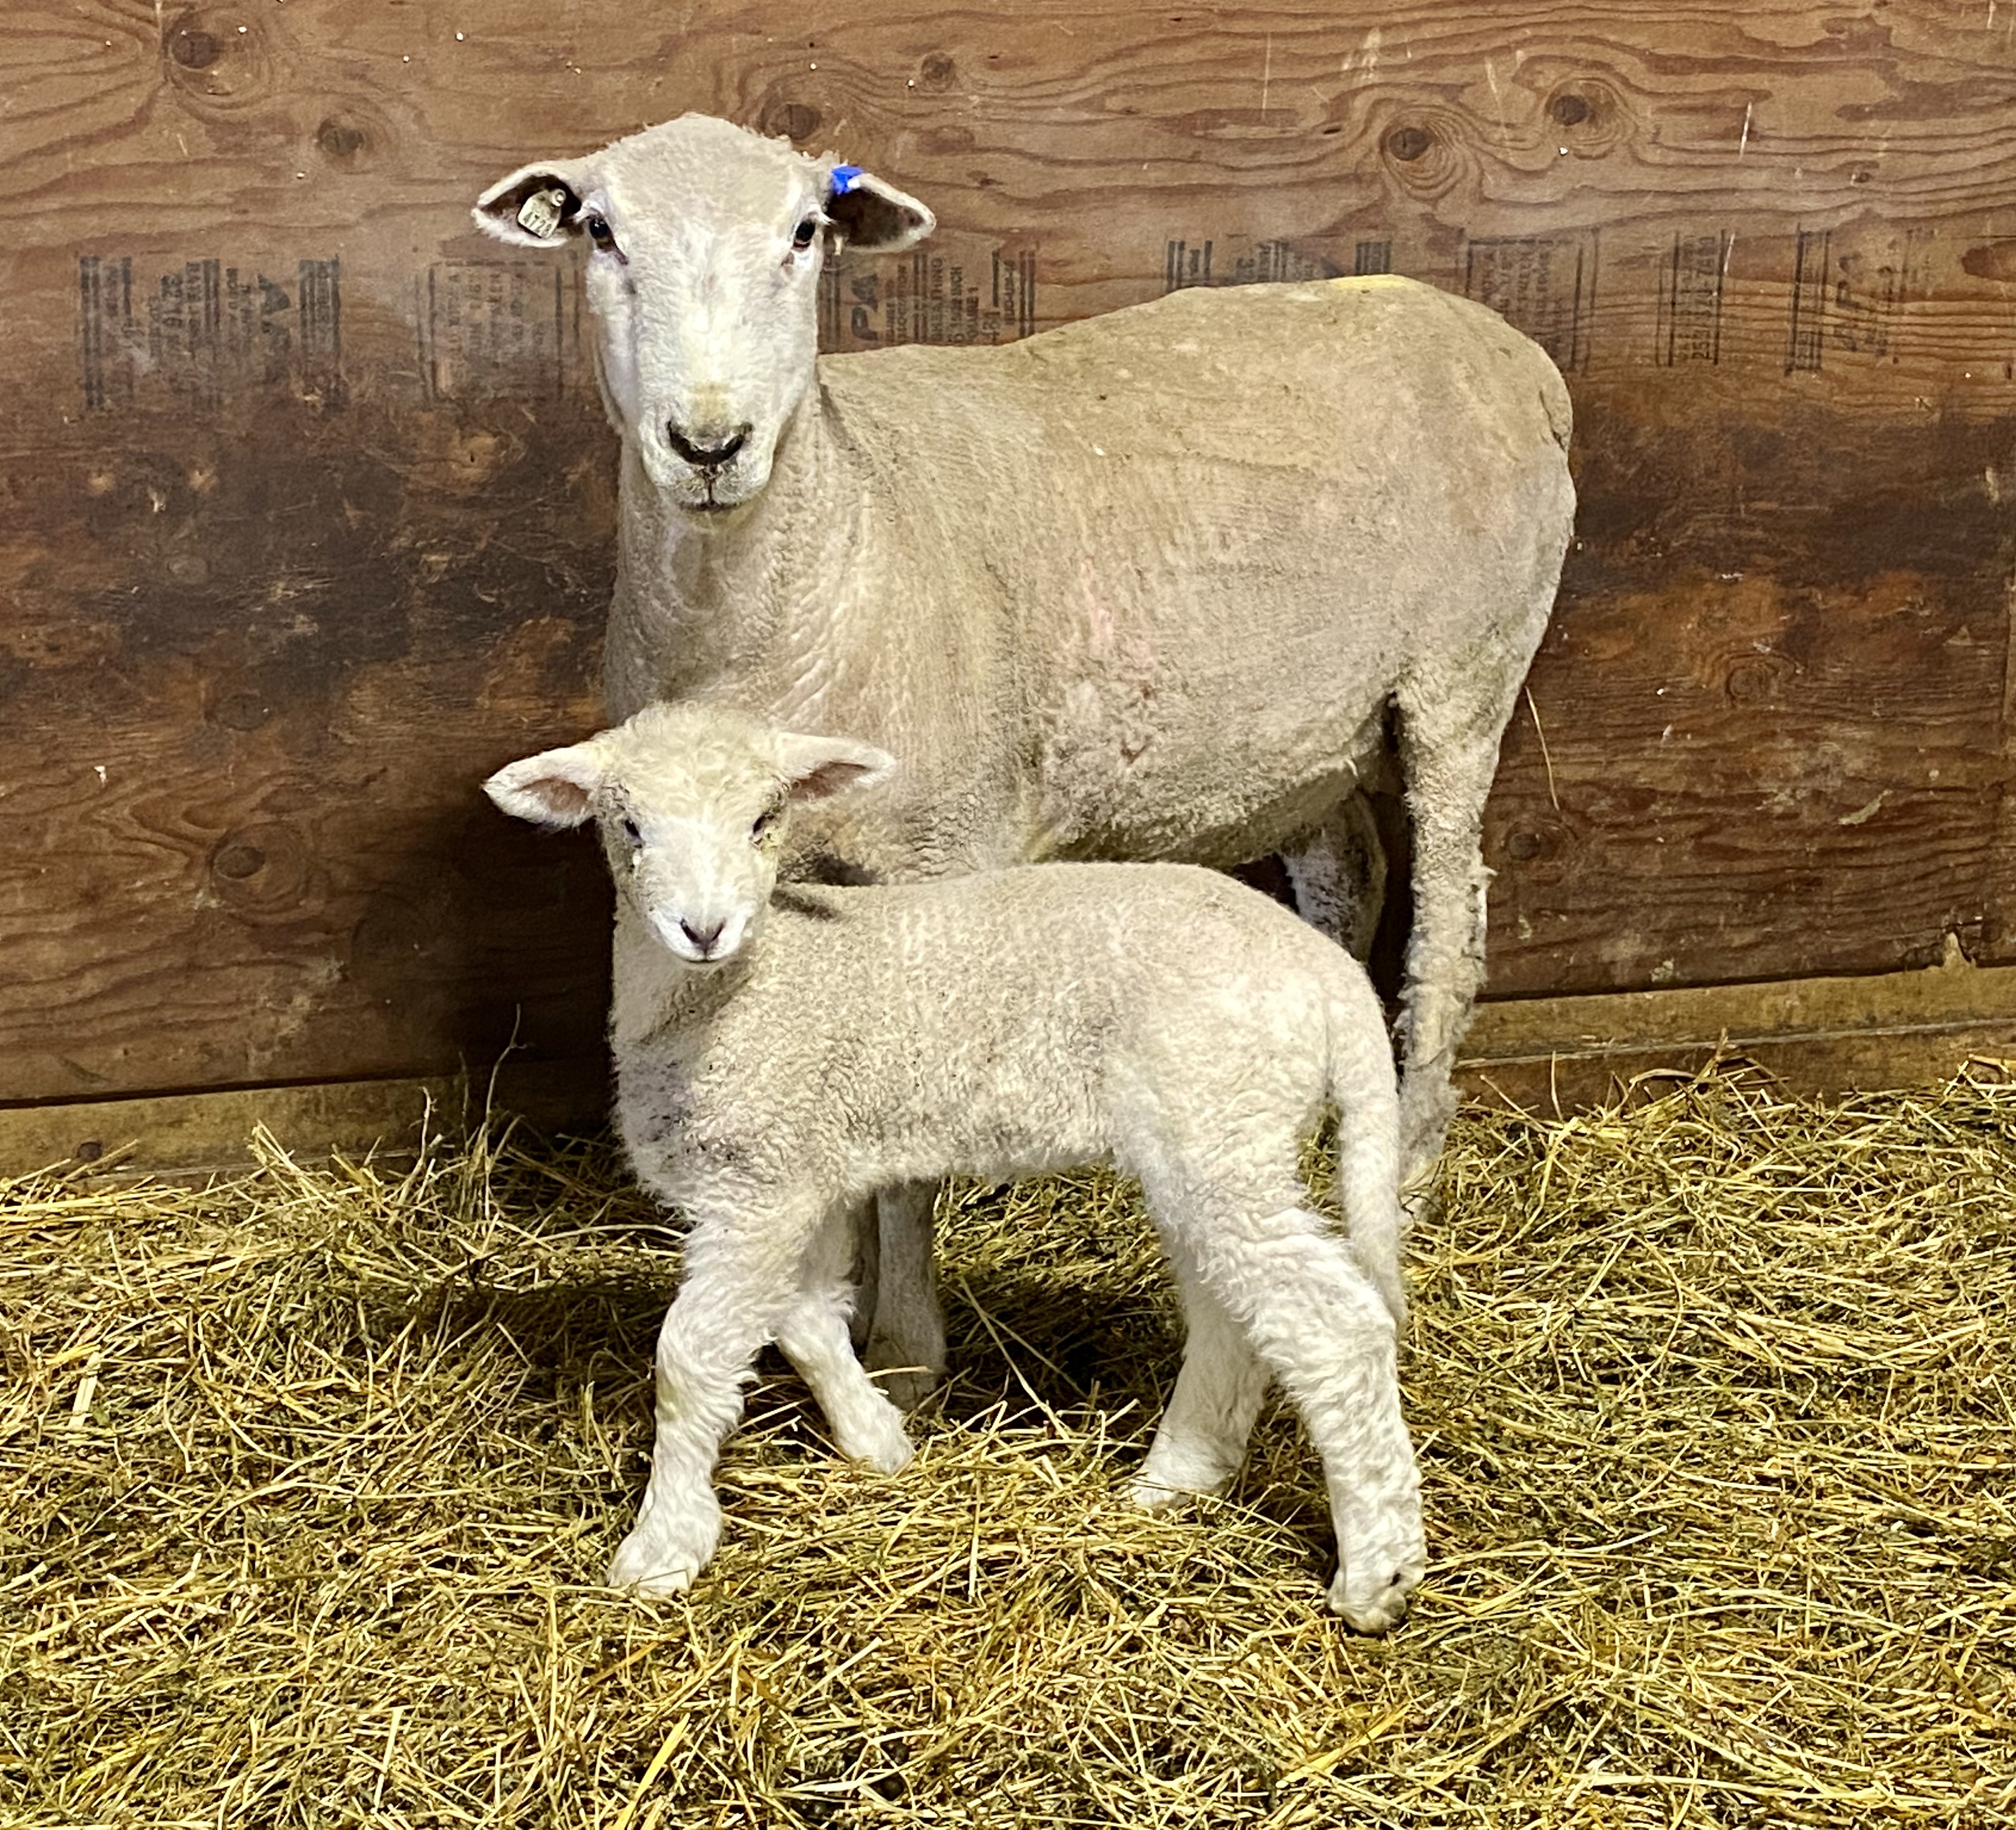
[474,113,1575,1400]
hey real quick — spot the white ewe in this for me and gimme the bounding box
[486,703,1426,1633]
[475,113,1574,1401]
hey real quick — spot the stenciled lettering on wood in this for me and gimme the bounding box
[77,254,342,413]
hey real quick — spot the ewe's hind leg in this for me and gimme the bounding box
[1281,791,1387,963]
[861,1182,947,1412]
[1165,1198,1424,1635]
[1392,718,1503,1195]
[774,1205,914,1474]
[607,1198,821,1597]
[1130,1236,1269,1510]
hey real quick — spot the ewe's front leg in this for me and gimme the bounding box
[1392,723,1501,1198]
[607,1210,816,1596]
[861,1182,947,1411]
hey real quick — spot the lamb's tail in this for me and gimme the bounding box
[1323,965,1410,1328]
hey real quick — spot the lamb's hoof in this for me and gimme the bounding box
[607,1501,719,1596]
[609,1556,696,1599]
[1126,1464,1232,1512]
[1329,1558,1424,1636]
[1127,1476,1191,1512]
[851,1420,915,1475]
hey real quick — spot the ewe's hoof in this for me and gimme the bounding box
[866,1357,945,1414]
[609,1557,698,1599]
[1329,1559,1424,1636]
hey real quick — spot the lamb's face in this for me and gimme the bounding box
[483,705,897,971]
[603,744,793,967]
[473,114,933,516]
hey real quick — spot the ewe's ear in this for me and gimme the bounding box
[776,732,897,803]
[483,742,606,827]
[473,161,587,247]
[823,164,934,252]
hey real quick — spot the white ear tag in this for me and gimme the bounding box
[516,188,567,238]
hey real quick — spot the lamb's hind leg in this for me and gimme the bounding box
[776,1204,914,1474]
[1390,712,1503,1197]
[1281,789,1387,964]
[1177,1202,1424,1634]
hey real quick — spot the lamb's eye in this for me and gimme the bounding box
[751,807,779,842]
[584,214,616,252]
[620,816,641,846]
[791,216,820,251]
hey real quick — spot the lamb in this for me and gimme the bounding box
[485,702,1427,1633]
[474,113,1575,1402]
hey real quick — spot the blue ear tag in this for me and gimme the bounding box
[829,164,865,195]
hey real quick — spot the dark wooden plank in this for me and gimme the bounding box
[2,1,2015,1100]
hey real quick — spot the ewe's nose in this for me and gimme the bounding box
[665,422,750,470]
[679,917,725,956]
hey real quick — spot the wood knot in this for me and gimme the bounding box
[1543,79,1630,156]
[170,27,221,68]
[1492,817,1574,881]
[162,8,270,109]
[208,822,313,914]
[316,116,370,164]
[765,100,822,141]
[918,52,957,90]
[1379,108,1480,201]
[1723,653,1794,706]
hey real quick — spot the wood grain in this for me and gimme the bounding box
[3,1,2015,1101]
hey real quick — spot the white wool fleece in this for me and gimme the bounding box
[488,701,1427,1635]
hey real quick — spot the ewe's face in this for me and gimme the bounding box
[475,115,932,516]
[483,710,896,971]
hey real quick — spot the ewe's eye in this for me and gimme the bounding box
[620,815,641,847]
[751,806,780,843]
[791,216,820,252]
[584,214,617,253]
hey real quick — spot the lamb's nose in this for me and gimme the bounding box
[666,423,750,470]
[679,917,725,956]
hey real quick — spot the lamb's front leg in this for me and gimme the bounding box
[607,1204,818,1596]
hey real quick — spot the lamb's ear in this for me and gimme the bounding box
[776,732,897,803]
[483,742,606,827]
[823,164,934,252]
[473,161,587,247]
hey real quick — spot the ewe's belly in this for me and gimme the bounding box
[1035,653,1392,867]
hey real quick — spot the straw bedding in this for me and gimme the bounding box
[4,1068,2013,1828]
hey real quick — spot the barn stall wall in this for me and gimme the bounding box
[5,0,2016,1171]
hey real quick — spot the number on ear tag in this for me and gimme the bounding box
[516,188,568,239]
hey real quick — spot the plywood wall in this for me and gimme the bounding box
[3,1,2014,1112]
